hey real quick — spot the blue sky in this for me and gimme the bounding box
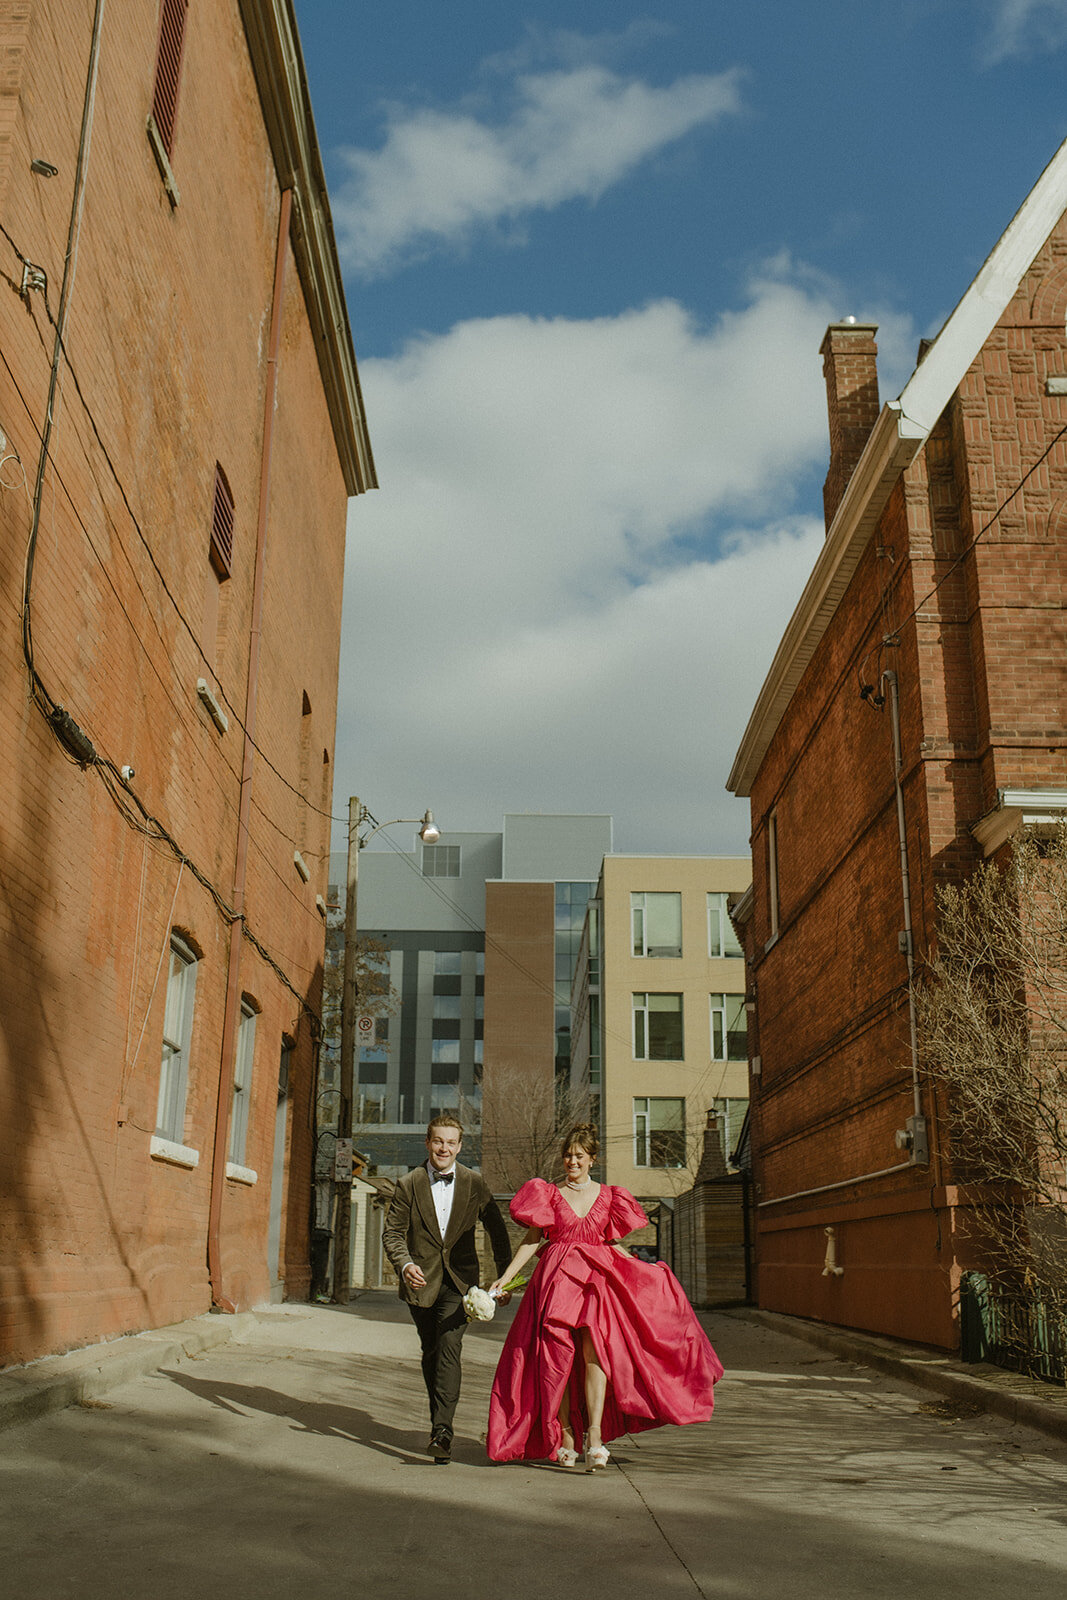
[295,1,1067,857]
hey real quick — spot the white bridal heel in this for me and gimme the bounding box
[585,1444,610,1471]
[555,1446,579,1467]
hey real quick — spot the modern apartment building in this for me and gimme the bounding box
[571,857,752,1201]
[481,814,613,1190]
[326,814,611,1180]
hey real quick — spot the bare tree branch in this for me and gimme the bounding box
[916,823,1067,1300]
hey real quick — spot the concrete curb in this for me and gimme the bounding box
[0,1311,257,1433]
[726,1306,1067,1444]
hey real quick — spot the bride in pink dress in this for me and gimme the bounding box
[486,1122,723,1468]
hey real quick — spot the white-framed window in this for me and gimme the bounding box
[634,1097,686,1168]
[228,1000,257,1165]
[632,992,684,1060]
[710,993,748,1061]
[767,809,780,944]
[631,892,682,958]
[707,892,743,959]
[423,844,460,878]
[156,934,198,1142]
[712,1096,748,1160]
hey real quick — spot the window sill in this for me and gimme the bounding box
[146,114,180,207]
[150,1135,199,1169]
[197,678,229,733]
[226,1162,258,1185]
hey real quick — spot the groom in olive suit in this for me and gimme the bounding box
[383,1112,512,1462]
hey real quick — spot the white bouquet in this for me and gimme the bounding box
[462,1285,497,1322]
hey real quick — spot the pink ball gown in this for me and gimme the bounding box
[487,1178,723,1462]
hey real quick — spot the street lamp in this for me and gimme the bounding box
[332,797,439,1303]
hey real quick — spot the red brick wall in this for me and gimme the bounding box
[481,881,556,1191]
[0,2,349,1362]
[746,210,1067,1348]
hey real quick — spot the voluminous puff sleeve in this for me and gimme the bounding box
[510,1178,556,1230]
[606,1186,650,1239]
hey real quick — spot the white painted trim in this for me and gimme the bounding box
[226,1162,259,1185]
[196,678,229,733]
[150,1136,200,1168]
[897,137,1067,435]
[972,789,1067,855]
[728,135,1067,798]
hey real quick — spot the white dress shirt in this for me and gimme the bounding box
[428,1161,457,1235]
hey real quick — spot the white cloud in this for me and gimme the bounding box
[333,63,743,278]
[335,270,916,856]
[980,0,1067,64]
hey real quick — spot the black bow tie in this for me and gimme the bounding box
[432,1170,454,1185]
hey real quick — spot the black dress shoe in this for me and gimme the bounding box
[427,1426,452,1463]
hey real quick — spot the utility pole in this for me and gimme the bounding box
[331,798,439,1303]
[332,796,361,1304]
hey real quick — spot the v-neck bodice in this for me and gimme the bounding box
[549,1183,608,1239]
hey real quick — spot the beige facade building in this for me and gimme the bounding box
[573,857,752,1201]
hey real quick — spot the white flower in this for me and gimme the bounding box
[462,1285,497,1322]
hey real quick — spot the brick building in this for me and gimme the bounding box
[727,141,1067,1349]
[0,1,373,1364]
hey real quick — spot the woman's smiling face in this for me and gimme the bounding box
[563,1144,592,1184]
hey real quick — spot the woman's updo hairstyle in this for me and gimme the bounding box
[561,1122,600,1163]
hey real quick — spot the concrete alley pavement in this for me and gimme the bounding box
[2,1294,1067,1600]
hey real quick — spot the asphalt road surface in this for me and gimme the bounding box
[1,1294,1065,1600]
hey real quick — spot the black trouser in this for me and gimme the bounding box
[409,1284,466,1433]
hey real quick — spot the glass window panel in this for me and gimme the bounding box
[711,994,748,1061]
[432,1039,460,1064]
[423,845,460,878]
[645,893,681,957]
[708,892,743,958]
[631,893,682,957]
[633,992,683,1059]
[432,995,462,1020]
[434,951,463,975]
[633,1097,685,1167]
[228,1002,256,1164]
[157,938,196,1142]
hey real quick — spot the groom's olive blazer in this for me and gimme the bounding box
[383,1163,512,1307]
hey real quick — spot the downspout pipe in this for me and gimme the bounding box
[883,669,928,1158]
[207,186,293,1310]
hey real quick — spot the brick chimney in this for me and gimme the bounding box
[693,1109,728,1184]
[820,321,879,530]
